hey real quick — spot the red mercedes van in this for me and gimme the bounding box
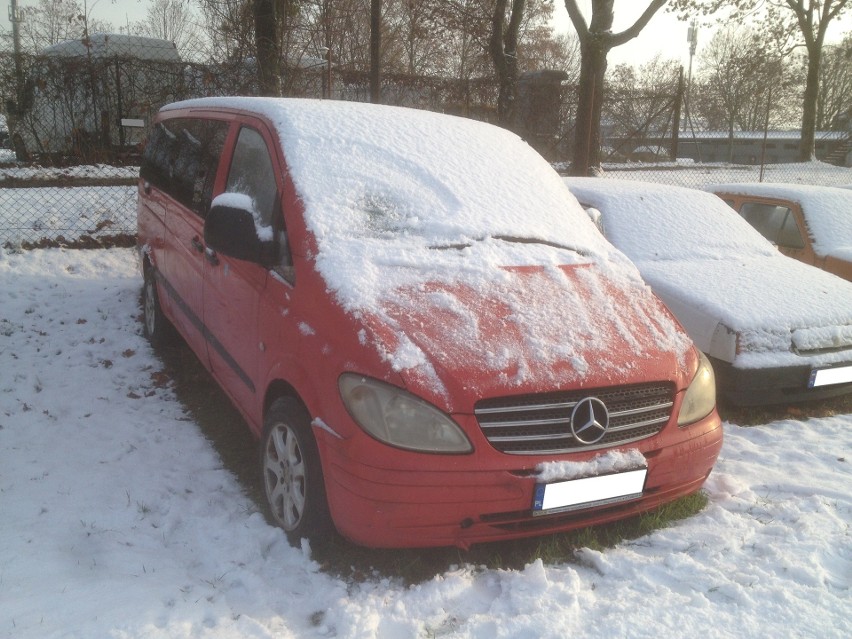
[137,97,722,549]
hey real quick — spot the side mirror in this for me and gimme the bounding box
[205,194,275,266]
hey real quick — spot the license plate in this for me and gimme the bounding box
[809,365,852,388]
[532,468,647,516]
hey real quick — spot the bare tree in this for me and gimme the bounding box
[490,0,526,125]
[670,0,851,161]
[130,0,206,61]
[254,0,282,95]
[605,55,681,160]
[520,27,581,80]
[17,0,111,52]
[564,0,667,176]
[196,0,257,62]
[817,32,852,130]
[691,24,798,160]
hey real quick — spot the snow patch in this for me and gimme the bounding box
[536,449,647,482]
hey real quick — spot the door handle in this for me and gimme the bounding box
[204,247,220,266]
[191,236,204,253]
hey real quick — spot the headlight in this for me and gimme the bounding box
[338,374,473,453]
[677,351,717,426]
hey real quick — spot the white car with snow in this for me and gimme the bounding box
[565,177,852,406]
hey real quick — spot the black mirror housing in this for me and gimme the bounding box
[205,203,275,266]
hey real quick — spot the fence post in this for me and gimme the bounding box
[759,86,772,183]
[671,67,683,161]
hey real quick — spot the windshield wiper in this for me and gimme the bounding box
[491,235,587,255]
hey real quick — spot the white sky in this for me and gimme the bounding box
[551,1,852,68]
[2,0,851,69]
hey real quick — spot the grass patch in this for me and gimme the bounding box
[718,393,852,426]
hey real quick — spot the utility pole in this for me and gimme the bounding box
[684,19,698,132]
[8,0,24,105]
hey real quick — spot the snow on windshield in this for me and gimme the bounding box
[169,98,621,310]
[163,100,693,383]
[565,178,777,263]
[707,183,852,258]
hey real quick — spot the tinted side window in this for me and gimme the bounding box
[141,118,228,217]
[224,127,293,276]
[140,122,176,190]
[226,127,278,227]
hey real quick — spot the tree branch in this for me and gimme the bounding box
[609,0,669,48]
[564,0,590,39]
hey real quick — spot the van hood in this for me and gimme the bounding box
[358,263,693,412]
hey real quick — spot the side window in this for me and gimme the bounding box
[226,127,278,227]
[140,118,227,218]
[225,127,293,274]
[740,202,803,248]
[140,122,176,190]
[776,210,805,250]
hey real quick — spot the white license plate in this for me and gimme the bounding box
[532,468,647,515]
[809,365,852,388]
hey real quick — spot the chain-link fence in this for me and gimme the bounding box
[1,35,850,248]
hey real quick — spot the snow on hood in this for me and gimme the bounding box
[706,182,852,258]
[364,262,692,402]
[639,255,852,340]
[166,99,694,394]
[565,178,852,365]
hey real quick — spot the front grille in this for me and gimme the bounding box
[474,383,675,455]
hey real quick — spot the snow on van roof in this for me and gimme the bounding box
[41,33,181,62]
[164,98,692,381]
[166,97,629,300]
[707,182,852,259]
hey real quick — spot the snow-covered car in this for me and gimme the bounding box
[137,99,723,549]
[707,183,852,282]
[565,177,852,406]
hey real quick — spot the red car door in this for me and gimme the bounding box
[202,122,282,419]
[157,117,230,359]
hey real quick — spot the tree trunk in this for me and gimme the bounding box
[571,37,608,176]
[370,0,381,104]
[799,45,822,161]
[489,0,525,128]
[253,0,280,96]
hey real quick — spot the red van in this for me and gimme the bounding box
[137,97,722,549]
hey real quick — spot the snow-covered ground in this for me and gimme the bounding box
[580,159,852,188]
[1,247,850,638]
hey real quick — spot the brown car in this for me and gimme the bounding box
[708,183,852,282]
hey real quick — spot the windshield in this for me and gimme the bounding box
[223,98,626,312]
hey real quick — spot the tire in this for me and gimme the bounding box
[261,397,332,543]
[142,265,176,346]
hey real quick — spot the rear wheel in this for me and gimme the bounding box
[261,397,331,543]
[142,265,176,346]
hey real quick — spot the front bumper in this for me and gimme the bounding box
[711,357,852,406]
[317,412,723,549]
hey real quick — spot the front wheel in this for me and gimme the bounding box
[261,397,331,543]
